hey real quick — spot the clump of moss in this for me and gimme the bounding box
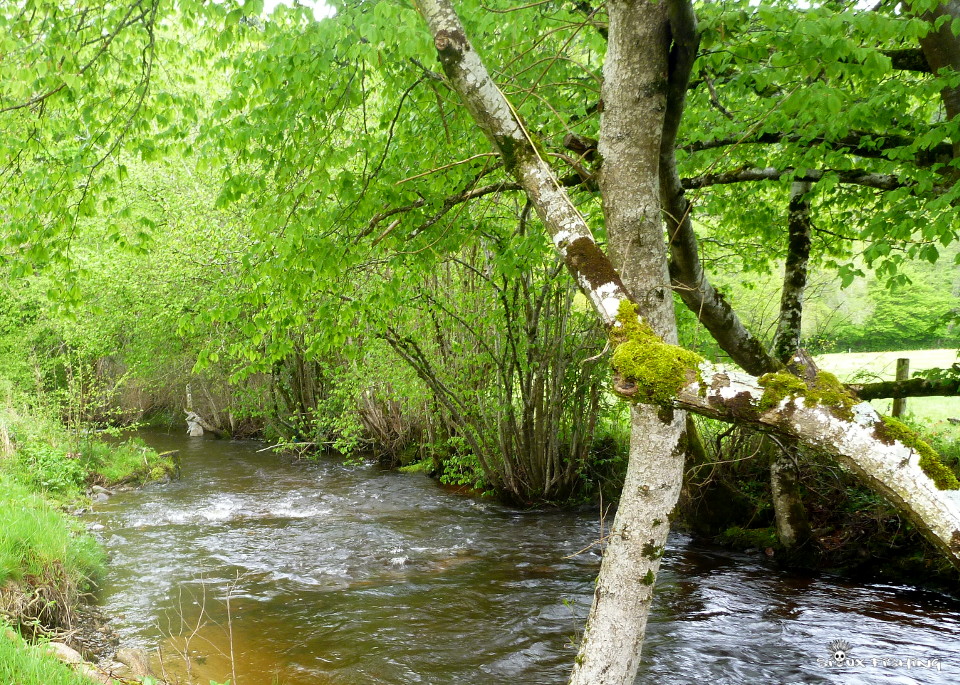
[757,372,807,411]
[756,370,856,420]
[877,416,960,490]
[610,301,703,405]
[805,371,857,421]
[398,460,431,474]
[641,540,665,559]
[718,525,779,550]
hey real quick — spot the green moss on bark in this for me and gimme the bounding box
[757,372,806,411]
[610,301,703,405]
[641,541,664,559]
[877,416,960,490]
[757,370,857,420]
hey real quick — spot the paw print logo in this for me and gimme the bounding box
[828,639,852,663]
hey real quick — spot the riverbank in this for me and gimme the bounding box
[0,394,178,684]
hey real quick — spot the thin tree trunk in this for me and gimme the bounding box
[770,180,815,548]
[772,181,814,361]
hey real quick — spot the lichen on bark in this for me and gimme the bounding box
[610,300,703,405]
[757,369,857,420]
[875,416,960,490]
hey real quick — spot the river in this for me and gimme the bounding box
[88,431,960,684]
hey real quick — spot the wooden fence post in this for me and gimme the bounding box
[892,358,909,418]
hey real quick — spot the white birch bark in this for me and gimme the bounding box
[413,0,631,327]
[572,404,684,683]
[676,366,960,563]
[410,1,960,683]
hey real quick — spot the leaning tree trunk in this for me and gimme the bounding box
[411,1,960,683]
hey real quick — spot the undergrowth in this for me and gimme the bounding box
[0,384,174,643]
[680,414,960,587]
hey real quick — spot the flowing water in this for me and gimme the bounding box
[89,431,960,684]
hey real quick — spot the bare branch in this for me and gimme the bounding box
[852,376,960,400]
[682,167,912,192]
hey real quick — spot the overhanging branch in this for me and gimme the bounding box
[852,376,960,400]
[682,166,910,192]
[683,130,953,167]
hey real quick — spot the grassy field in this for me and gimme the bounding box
[816,348,960,425]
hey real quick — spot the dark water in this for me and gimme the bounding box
[89,431,960,684]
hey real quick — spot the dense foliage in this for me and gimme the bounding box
[0,0,957,575]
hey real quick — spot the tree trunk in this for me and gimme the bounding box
[769,181,815,548]
[411,1,960,682]
[657,0,780,378]
[570,2,687,683]
[770,449,812,548]
[917,0,960,160]
[772,181,814,361]
[671,366,960,565]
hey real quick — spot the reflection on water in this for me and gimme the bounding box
[89,431,960,684]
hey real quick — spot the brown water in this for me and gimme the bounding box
[88,431,960,684]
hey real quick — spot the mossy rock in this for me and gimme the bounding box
[398,460,432,474]
[719,525,779,550]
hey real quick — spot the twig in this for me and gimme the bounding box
[256,441,317,453]
[396,153,498,185]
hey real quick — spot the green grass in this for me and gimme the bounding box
[1,397,176,501]
[816,348,958,383]
[0,384,177,682]
[816,348,960,428]
[0,476,104,588]
[0,386,170,638]
[0,622,99,685]
[78,437,175,486]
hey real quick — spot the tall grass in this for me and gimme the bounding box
[0,621,99,685]
[0,476,104,586]
[0,475,104,633]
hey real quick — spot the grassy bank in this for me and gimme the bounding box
[0,387,176,683]
[1,620,103,685]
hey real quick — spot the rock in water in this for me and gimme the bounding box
[116,646,152,677]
